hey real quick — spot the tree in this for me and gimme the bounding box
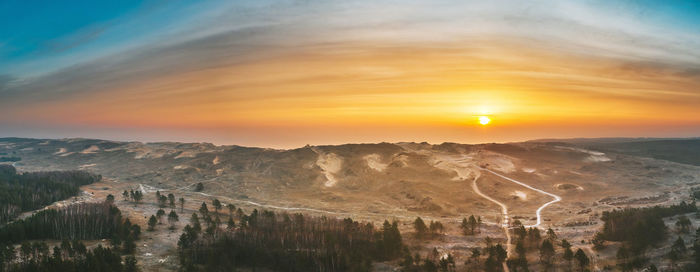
[191,213,201,233]
[516,240,527,260]
[461,218,470,236]
[199,202,209,216]
[671,236,686,255]
[676,215,692,233]
[179,197,185,212]
[123,235,136,254]
[563,247,574,271]
[168,210,179,230]
[439,254,455,272]
[592,232,606,250]
[60,240,72,259]
[158,195,168,208]
[381,220,403,259]
[545,227,557,241]
[429,220,444,235]
[122,190,129,200]
[195,182,204,192]
[124,255,138,272]
[485,236,493,248]
[510,240,530,271]
[470,248,481,267]
[236,208,244,220]
[561,239,572,250]
[495,244,507,263]
[132,190,143,204]
[468,215,478,235]
[227,204,236,217]
[106,194,115,205]
[212,199,222,214]
[616,246,631,271]
[514,224,527,241]
[227,217,235,229]
[540,239,555,267]
[156,191,167,207]
[414,217,428,239]
[156,209,166,224]
[527,227,541,247]
[168,193,176,208]
[148,215,157,231]
[477,216,482,233]
[574,249,589,272]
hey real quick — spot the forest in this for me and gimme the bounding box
[0,165,101,223]
[599,201,697,252]
[0,201,140,271]
[177,207,404,272]
[0,202,141,253]
[0,242,137,272]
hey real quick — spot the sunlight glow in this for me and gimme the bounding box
[479,116,491,125]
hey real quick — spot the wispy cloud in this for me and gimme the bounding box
[0,0,698,145]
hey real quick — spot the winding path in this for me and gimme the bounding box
[471,172,512,272]
[479,167,561,228]
[471,172,512,247]
[469,166,562,272]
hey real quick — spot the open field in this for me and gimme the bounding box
[1,137,699,271]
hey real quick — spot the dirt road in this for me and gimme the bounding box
[480,167,561,228]
[471,172,512,272]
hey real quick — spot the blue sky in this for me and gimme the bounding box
[2,0,698,79]
[0,0,232,77]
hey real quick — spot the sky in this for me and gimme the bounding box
[1,0,699,148]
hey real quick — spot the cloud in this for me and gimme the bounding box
[0,0,698,130]
[0,74,16,92]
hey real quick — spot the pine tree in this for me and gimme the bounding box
[461,218,470,236]
[168,193,176,208]
[227,204,235,217]
[545,227,557,241]
[124,255,138,272]
[148,215,157,231]
[468,215,477,235]
[540,239,555,267]
[616,246,630,271]
[574,249,589,272]
[563,247,574,270]
[190,213,201,233]
[199,202,209,216]
[414,217,428,239]
[212,199,222,214]
[168,210,179,230]
[156,209,166,224]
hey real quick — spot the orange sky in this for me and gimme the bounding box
[1,1,699,148]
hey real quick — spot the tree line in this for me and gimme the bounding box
[0,202,141,254]
[0,165,101,223]
[0,199,140,271]
[599,201,696,253]
[0,241,137,272]
[177,207,404,272]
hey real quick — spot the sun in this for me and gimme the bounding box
[478,116,491,125]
